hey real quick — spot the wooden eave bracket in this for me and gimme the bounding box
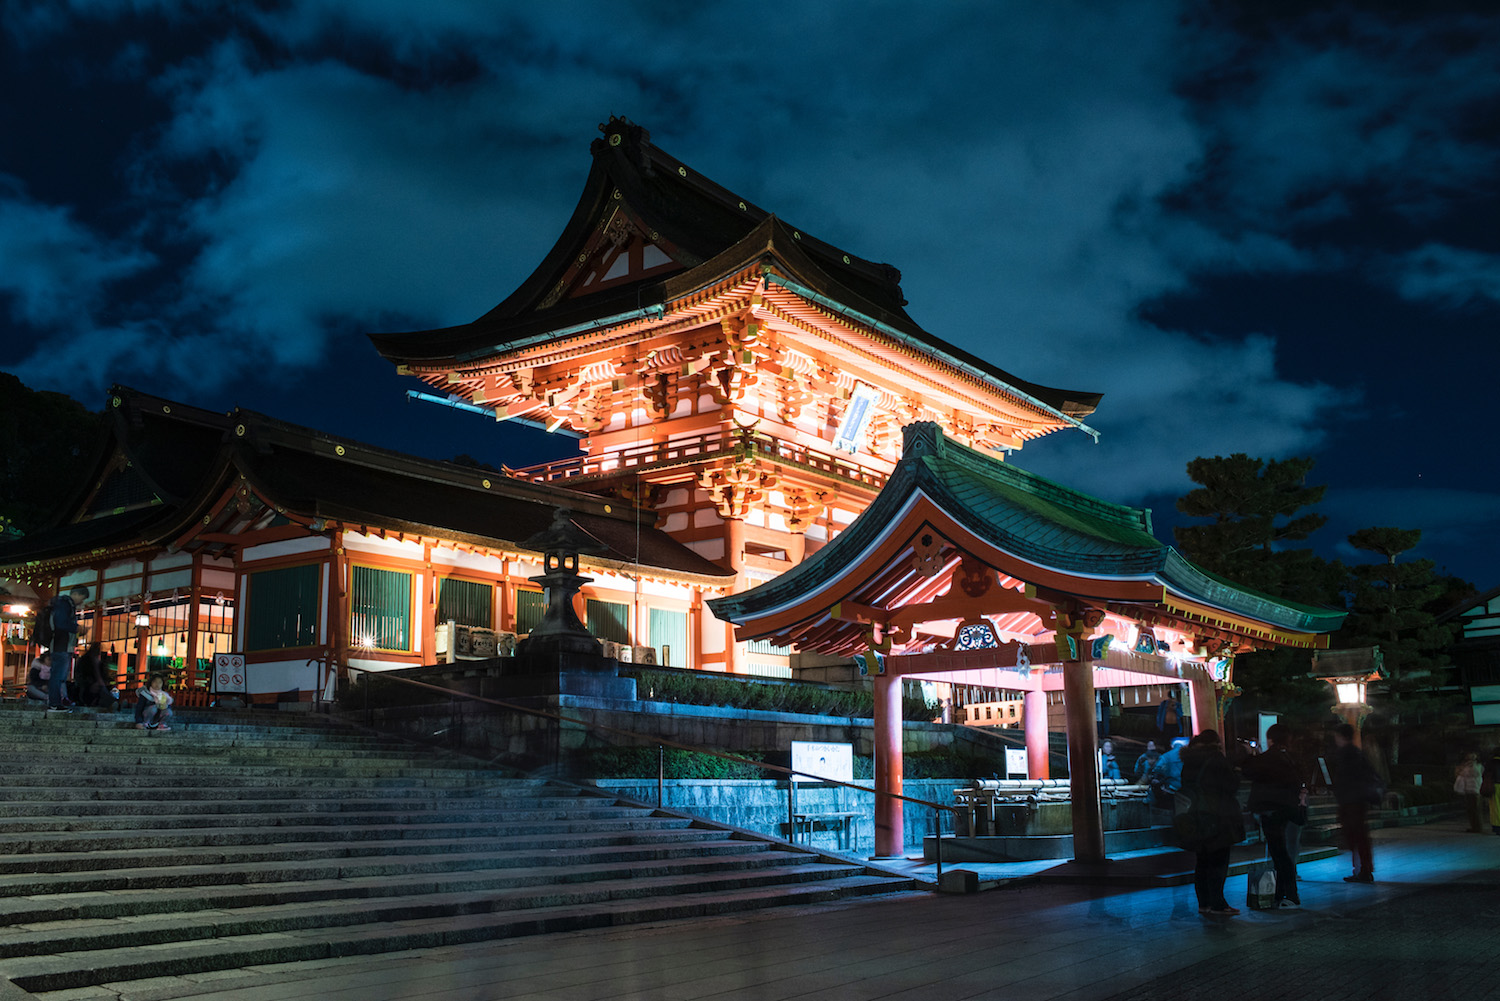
[830,582,1045,636]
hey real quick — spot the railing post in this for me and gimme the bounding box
[787,777,796,845]
[657,744,664,809]
[934,806,943,882]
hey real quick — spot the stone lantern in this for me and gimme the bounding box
[507,508,636,701]
[515,508,607,660]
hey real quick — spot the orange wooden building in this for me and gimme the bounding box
[371,117,1102,678]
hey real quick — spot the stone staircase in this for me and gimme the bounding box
[0,704,914,995]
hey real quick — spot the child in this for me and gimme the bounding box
[135,674,174,731]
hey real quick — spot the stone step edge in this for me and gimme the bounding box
[0,837,777,896]
[0,860,871,955]
[0,875,915,992]
[0,827,742,876]
[0,849,825,922]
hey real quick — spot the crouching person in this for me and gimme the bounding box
[135,674,174,731]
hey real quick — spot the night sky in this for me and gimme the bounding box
[2,1,1496,588]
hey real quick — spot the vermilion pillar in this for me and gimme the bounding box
[723,517,747,674]
[1024,689,1050,779]
[872,671,904,858]
[1189,675,1218,737]
[1062,647,1106,863]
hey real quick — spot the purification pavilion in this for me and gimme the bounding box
[371,116,1101,676]
[708,423,1345,860]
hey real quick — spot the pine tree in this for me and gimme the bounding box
[1341,527,1459,762]
[1174,454,1334,602]
[0,373,104,535]
[1172,454,1342,722]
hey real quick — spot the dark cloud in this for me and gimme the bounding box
[0,0,1495,582]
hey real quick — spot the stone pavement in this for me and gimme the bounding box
[29,819,1499,1001]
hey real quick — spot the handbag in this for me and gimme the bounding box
[1246,847,1277,910]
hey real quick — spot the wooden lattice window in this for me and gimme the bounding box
[245,564,319,651]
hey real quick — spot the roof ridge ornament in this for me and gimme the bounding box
[902,421,943,458]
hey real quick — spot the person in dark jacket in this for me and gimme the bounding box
[1330,722,1380,882]
[1133,740,1162,784]
[47,586,89,710]
[25,653,50,702]
[74,642,109,708]
[1099,739,1122,780]
[1178,729,1246,916]
[1241,723,1305,906]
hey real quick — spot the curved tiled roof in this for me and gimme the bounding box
[708,423,1345,644]
[369,118,1101,420]
[0,386,733,585]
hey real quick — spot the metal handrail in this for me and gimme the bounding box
[346,666,960,882]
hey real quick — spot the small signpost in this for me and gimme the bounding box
[788,741,856,849]
[790,741,853,784]
[1004,746,1028,780]
[214,653,247,697]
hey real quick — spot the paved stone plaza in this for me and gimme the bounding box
[33,819,1496,1001]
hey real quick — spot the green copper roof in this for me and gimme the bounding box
[708,423,1346,637]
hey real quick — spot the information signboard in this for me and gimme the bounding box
[214,653,247,695]
[791,741,853,784]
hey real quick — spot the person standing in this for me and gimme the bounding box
[1178,730,1245,916]
[1331,722,1380,882]
[1485,748,1500,836]
[1099,739,1122,780]
[1454,752,1484,833]
[47,586,90,711]
[1157,695,1183,740]
[1149,737,1189,808]
[1242,723,1305,907]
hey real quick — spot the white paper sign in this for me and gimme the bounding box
[791,741,853,784]
[1005,747,1028,780]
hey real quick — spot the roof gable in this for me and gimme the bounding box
[367,118,1101,422]
[708,422,1345,651]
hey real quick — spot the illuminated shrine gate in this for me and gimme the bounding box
[708,423,1344,862]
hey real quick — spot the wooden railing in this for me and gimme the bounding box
[511,429,889,491]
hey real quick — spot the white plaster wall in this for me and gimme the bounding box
[242,536,331,562]
[344,533,423,558]
[430,549,509,575]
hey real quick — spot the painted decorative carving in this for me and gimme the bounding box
[698,458,778,519]
[956,557,994,599]
[952,619,1001,651]
[643,371,674,417]
[778,369,813,421]
[1091,634,1113,659]
[782,487,825,532]
[867,413,896,456]
[911,528,944,577]
[1134,628,1159,655]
